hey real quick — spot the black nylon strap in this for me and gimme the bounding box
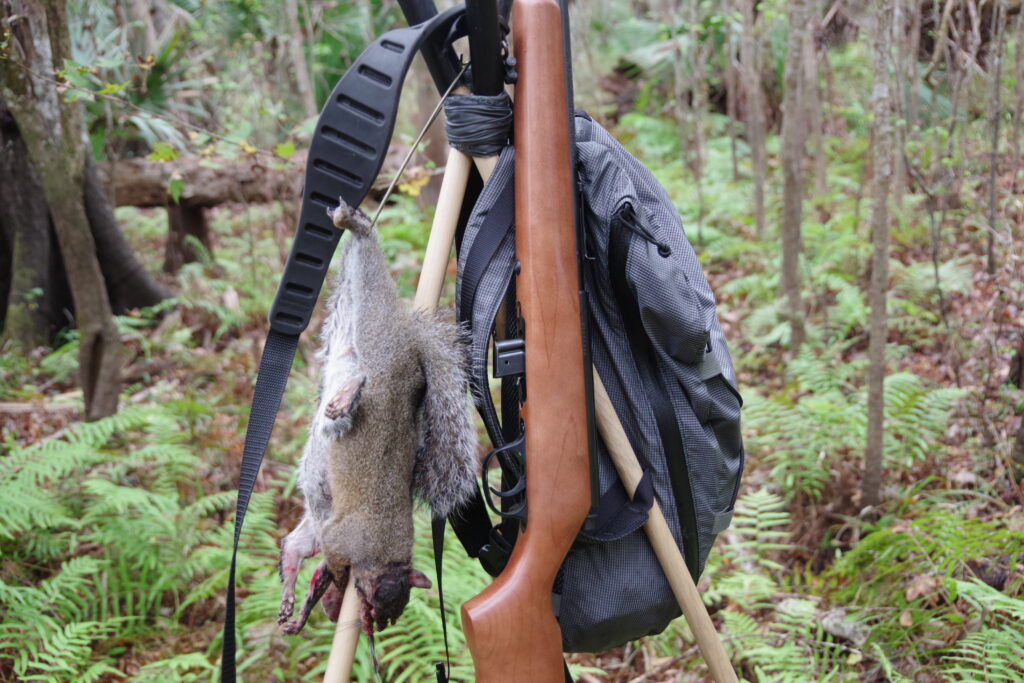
[608,215,699,581]
[432,515,452,681]
[457,175,515,327]
[222,329,299,682]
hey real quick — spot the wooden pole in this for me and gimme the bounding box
[413,147,472,312]
[593,372,738,683]
[323,574,361,682]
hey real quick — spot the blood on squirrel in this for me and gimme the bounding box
[277,199,478,635]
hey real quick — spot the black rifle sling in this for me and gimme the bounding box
[221,9,465,681]
[431,515,452,683]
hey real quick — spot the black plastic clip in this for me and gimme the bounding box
[493,338,525,378]
[477,526,514,577]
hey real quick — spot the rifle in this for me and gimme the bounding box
[460,1,591,681]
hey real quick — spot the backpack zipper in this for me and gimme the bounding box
[608,206,700,581]
[617,202,672,258]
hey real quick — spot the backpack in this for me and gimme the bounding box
[453,112,744,653]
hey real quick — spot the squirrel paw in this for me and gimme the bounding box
[277,594,295,625]
[329,199,372,235]
[324,375,366,421]
[281,562,336,635]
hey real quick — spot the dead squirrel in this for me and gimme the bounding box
[277,199,478,635]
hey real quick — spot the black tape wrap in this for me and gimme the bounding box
[443,92,513,157]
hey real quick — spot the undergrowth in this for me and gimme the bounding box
[4,16,1024,683]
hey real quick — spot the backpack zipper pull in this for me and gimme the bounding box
[617,204,671,258]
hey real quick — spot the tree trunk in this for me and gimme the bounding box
[164,203,211,273]
[863,2,895,510]
[84,159,168,310]
[986,1,1007,275]
[129,0,159,56]
[101,151,305,207]
[726,7,740,182]
[1012,13,1024,191]
[802,8,827,196]
[664,0,690,177]
[0,0,121,419]
[0,100,71,345]
[285,0,318,120]
[780,0,808,351]
[411,58,449,209]
[740,0,767,238]
[907,1,923,138]
[891,0,907,211]
[687,0,707,245]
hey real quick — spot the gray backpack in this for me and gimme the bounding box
[454,113,744,653]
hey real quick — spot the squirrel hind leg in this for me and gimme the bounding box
[320,573,345,622]
[278,515,320,624]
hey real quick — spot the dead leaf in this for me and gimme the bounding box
[905,574,939,601]
[900,609,914,627]
[950,469,977,486]
[223,286,240,312]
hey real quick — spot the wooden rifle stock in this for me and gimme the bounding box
[461,1,590,681]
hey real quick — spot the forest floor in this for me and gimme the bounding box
[2,112,1024,682]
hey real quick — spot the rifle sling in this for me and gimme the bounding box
[432,515,452,682]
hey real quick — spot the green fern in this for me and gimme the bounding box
[704,490,860,680]
[940,579,1024,680]
[0,401,264,679]
[133,652,217,682]
[883,373,965,467]
[743,350,962,501]
[829,511,1024,673]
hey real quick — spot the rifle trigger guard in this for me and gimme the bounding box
[481,432,527,521]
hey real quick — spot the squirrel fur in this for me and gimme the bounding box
[277,200,479,635]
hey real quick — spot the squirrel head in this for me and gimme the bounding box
[355,563,431,634]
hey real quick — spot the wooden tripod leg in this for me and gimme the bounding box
[323,573,360,683]
[413,147,498,313]
[414,147,472,312]
[593,371,738,683]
